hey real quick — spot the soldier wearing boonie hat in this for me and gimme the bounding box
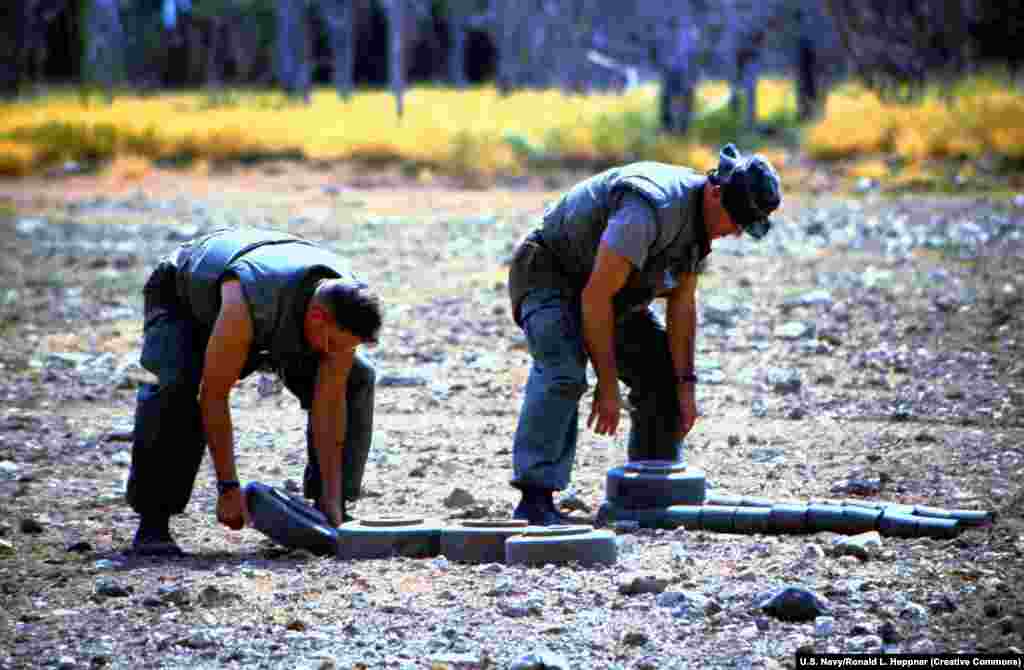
[712,142,782,241]
[505,143,782,525]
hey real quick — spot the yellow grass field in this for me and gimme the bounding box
[0,76,1020,182]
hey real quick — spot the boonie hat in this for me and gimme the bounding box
[716,143,782,240]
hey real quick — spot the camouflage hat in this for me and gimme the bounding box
[717,143,782,240]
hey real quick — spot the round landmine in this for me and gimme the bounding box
[769,504,809,533]
[914,505,992,527]
[806,503,848,534]
[244,482,338,556]
[915,516,960,539]
[877,511,919,538]
[336,515,443,560]
[440,519,529,564]
[838,506,882,534]
[700,505,737,533]
[596,502,701,530]
[504,525,617,567]
[606,461,706,509]
[733,506,772,534]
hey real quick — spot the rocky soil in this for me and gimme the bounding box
[0,164,1023,670]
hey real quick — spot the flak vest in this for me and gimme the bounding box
[509,162,710,324]
[175,227,364,384]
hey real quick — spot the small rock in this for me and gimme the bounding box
[20,518,44,535]
[111,451,131,466]
[621,630,649,647]
[67,541,93,553]
[377,372,430,388]
[56,655,76,670]
[432,653,483,670]
[908,639,936,654]
[830,477,882,496]
[804,544,825,560]
[0,539,14,556]
[557,489,591,514]
[179,631,218,649]
[617,572,672,596]
[499,599,539,618]
[0,461,19,480]
[782,289,834,311]
[849,635,883,652]
[774,321,815,341]
[286,619,308,632]
[95,577,131,598]
[703,297,742,327]
[158,585,191,606]
[899,602,928,626]
[283,478,301,493]
[760,586,831,622]
[634,656,660,670]
[877,620,901,643]
[831,531,883,561]
[509,649,570,670]
[765,368,802,394]
[997,616,1024,636]
[814,616,835,637]
[197,585,239,608]
[927,594,957,613]
[443,487,476,509]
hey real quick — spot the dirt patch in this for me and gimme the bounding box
[1,167,1023,668]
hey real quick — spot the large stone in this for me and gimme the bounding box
[617,572,672,596]
[443,488,476,509]
[509,649,570,670]
[760,586,831,622]
[831,531,883,561]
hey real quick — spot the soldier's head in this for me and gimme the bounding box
[707,143,782,241]
[306,279,382,356]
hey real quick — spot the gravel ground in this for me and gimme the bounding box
[0,164,1022,670]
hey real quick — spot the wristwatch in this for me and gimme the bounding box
[217,480,241,495]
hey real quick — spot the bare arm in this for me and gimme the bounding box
[665,273,699,439]
[580,242,633,435]
[199,279,253,530]
[199,279,252,484]
[310,349,353,526]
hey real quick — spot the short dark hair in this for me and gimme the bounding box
[316,280,382,343]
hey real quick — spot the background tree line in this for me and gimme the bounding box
[0,1,1020,131]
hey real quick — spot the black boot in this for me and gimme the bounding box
[312,498,355,524]
[130,515,183,557]
[512,487,561,526]
[544,494,587,525]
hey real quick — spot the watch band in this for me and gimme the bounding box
[676,372,698,384]
[217,480,241,495]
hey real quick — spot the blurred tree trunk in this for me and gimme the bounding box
[796,29,818,121]
[658,14,697,134]
[317,0,355,100]
[447,0,469,88]
[84,0,126,102]
[385,0,404,118]
[275,0,312,102]
[0,1,28,98]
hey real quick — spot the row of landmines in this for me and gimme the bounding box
[244,461,994,565]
